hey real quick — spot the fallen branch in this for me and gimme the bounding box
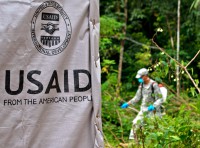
[151,32,200,94]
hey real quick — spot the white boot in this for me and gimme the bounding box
[129,129,134,139]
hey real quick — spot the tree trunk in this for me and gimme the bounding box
[176,0,181,96]
[117,0,128,97]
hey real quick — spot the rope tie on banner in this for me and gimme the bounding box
[92,19,96,29]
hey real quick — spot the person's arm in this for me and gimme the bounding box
[121,85,142,109]
[128,85,142,105]
[152,83,163,108]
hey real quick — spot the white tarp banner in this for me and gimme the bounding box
[0,0,103,147]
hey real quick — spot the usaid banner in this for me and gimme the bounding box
[0,0,103,148]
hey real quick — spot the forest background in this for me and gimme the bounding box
[99,0,200,147]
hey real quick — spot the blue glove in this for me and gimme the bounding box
[148,105,155,111]
[121,102,129,109]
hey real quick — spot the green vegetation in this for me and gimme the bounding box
[100,0,200,147]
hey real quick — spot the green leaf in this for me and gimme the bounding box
[170,59,176,67]
[170,136,181,141]
[156,132,163,137]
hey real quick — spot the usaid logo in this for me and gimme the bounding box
[31,1,72,56]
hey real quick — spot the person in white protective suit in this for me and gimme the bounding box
[121,68,163,140]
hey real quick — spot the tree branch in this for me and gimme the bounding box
[185,49,200,68]
[125,37,159,49]
[101,35,159,49]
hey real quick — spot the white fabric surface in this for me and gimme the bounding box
[0,0,103,147]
